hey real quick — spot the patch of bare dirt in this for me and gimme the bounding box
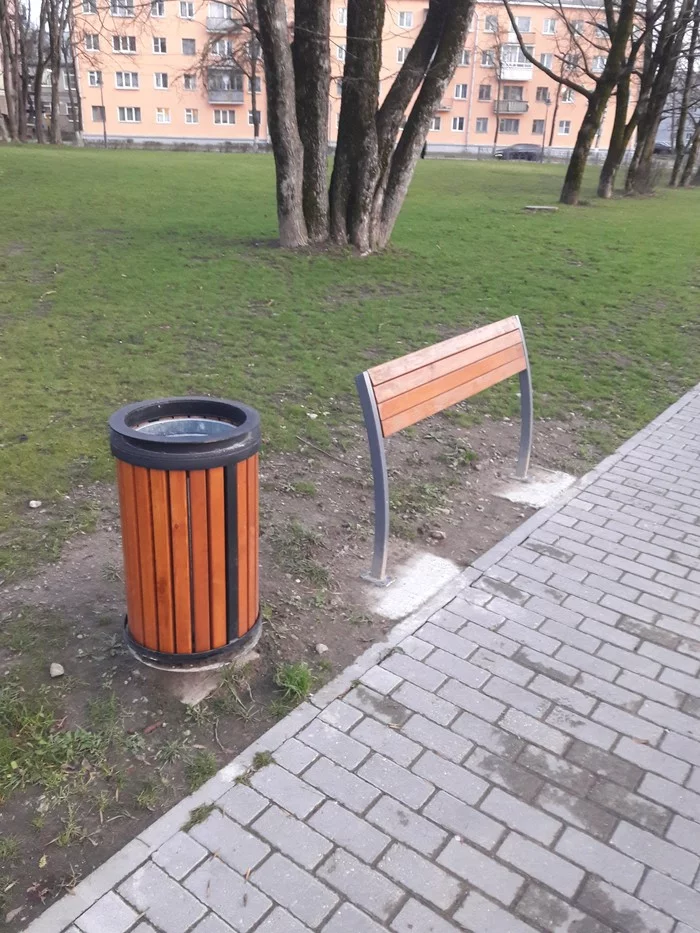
[0,412,596,930]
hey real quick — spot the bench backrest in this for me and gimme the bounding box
[366,315,527,437]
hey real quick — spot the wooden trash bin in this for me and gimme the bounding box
[109,397,261,669]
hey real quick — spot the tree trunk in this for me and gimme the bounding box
[0,11,18,140]
[255,0,308,246]
[292,0,330,242]
[597,77,633,198]
[34,1,47,143]
[50,68,61,143]
[549,87,560,147]
[670,0,700,186]
[14,12,28,141]
[250,56,259,150]
[560,94,606,205]
[680,123,700,185]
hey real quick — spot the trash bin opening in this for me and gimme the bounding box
[134,416,234,440]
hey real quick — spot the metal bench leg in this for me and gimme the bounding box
[516,363,533,480]
[355,372,392,586]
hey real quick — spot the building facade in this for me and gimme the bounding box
[74,0,620,152]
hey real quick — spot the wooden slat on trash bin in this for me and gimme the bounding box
[188,469,211,653]
[133,466,160,651]
[169,470,193,655]
[116,461,144,646]
[207,467,228,649]
[149,469,175,654]
[236,459,249,637]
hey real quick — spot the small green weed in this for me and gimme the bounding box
[136,778,163,811]
[181,803,216,832]
[272,661,314,717]
[185,750,219,791]
[0,836,20,864]
[252,750,273,770]
[270,521,329,587]
[291,480,317,497]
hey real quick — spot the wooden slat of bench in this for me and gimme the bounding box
[378,344,526,423]
[373,330,523,405]
[368,316,520,388]
[382,354,526,437]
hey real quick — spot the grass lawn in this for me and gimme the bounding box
[1,146,699,577]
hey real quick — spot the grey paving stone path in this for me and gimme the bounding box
[26,385,700,933]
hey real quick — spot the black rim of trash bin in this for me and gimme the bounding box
[109,396,261,471]
[123,614,262,668]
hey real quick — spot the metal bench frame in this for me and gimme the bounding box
[355,315,533,586]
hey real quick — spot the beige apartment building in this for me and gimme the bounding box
[74,0,621,153]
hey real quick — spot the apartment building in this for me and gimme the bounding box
[75,0,619,152]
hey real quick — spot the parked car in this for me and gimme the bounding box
[494,143,542,162]
[653,141,674,155]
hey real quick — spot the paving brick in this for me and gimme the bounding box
[349,716,422,767]
[274,738,319,774]
[639,772,700,821]
[321,904,385,933]
[255,908,311,933]
[483,677,552,718]
[304,757,379,814]
[379,843,461,911]
[250,763,324,819]
[501,708,570,754]
[575,673,641,711]
[617,617,680,650]
[454,891,538,933]
[497,619,561,655]
[639,643,700,676]
[251,805,332,869]
[153,832,207,881]
[219,783,269,826]
[391,682,458,726]
[415,622,479,660]
[319,699,364,732]
[399,635,434,661]
[252,853,338,928]
[591,704,663,744]
[390,899,461,933]
[517,884,613,933]
[423,789,505,850]
[611,821,699,885]
[527,597,583,627]
[438,677,505,721]
[555,827,644,894]
[451,710,524,759]
[344,686,411,728]
[579,877,677,933]
[666,814,700,857]
[556,646,620,682]
[518,745,595,795]
[469,648,535,686]
[75,893,138,933]
[579,618,639,651]
[430,607,473,632]
[308,801,389,863]
[541,620,601,654]
[191,918,236,933]
[438,838,524,904]
[487,596,546,629]
[423,648,490,689]
[638,870,700,927]
[358,753,434,809]
[381,653,447,691]
[481,787,561,844]
[598,644,662,680]
[615,671,683,708]
[449,598,506,628]
[121,862,207,933]
[498,832,584,898]
[317,849,402,923]
[465,747,543,802]
[529,675,596,716]
[589,781,671,835]
[412,749,487,804]
[360,666,402,695]
[514,647,578,685]
[189,810,270,874]
[600,594,659,625]
[537,785,617,840]
[366,795,447,856]
[401,713,470,764]
[614,736,690,785]
[660,731,700,766]
[297,720,370,770]
[546,708,616,751]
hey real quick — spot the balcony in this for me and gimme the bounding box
[499,61,533,81]
[208,88,244,103]
[493,99,529,113]
[436,100,453,111]
[206,16,243,32]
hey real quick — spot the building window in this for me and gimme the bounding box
[118,105,141,122]
[475,117,488,133]
[558,119,571,135]
[110,0,134,16]
[397,47,410,63]
[214,108,236,124]
[115,71,139,88]
[592,55,606,72]
[88,70,102,86]
[484,14,498,32]
[499,118,520,134]
[452,116,465,131]
[543,18,556,34]
[481,50,494,66]
[82,0,96,12]
[335,78,343,96]
[64,103,78,118]
[211,38,233,57]
[151,0,165,15]
[454,83,468,99]
[182,38,196,54]
[539,53,553,68]
[183,73,196,89]
[532,119,545,134]
[63,69,77,90]
[248,109,260,125]
[459,49,470,66]
[515,16,531,32]
[429,115,441,131]
[112,35,136,52]
[153,36,166,52]
[398,11,413,27]
[180,1,194,17]
[41,69,52,87]
[503,85,523,101]
[156,107,171,123]
[535,86,549,102]
[92,105,105,121]
[209,1,232,17]
[185,108,199,123]
[85,33,99,50]
[337,44,346,61]
[336,6,346,25]
[562,87,574,103]
[478,84,491,101]
[249,75,262,92]
[154,72,169,88]
[571,19,584,34]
